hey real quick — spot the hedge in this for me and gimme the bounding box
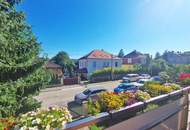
[90,66,138,82]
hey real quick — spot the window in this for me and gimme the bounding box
[83,89,91,95]
[93,61,96,68]
[115,62,118,67]
[128,58,132,64]
[91,90,98,95]
[103,62,109,67]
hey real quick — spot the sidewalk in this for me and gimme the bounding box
[41,80,121,92]
[41,84,83,92]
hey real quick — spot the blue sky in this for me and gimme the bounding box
[19,0,190,58]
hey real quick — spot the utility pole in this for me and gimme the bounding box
[111,54,114,80]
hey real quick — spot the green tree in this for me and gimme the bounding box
[118,49,125,58]
[149,59,169,75]
[51,51,75,77]
[0,0,51,117]
[155,52,161,60]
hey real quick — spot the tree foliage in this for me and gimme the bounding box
[51,51,75,77]
[118,49,125,58]
[155,52,161,60]
[0,0,51,117]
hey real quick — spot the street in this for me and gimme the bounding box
[35,80,121,108]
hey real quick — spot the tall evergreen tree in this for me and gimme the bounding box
[118,49,125,58]
[155,52,161,60]
[0,0,51,117]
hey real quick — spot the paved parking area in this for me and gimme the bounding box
[35,80,121,108]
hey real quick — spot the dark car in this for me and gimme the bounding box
[74,88,107,104]
[114,83,142,93]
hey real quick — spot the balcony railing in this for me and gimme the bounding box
[63,86,190,130]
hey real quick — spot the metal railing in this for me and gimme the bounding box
[63,86,190,130]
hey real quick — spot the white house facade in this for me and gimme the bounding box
[78,50,122,78]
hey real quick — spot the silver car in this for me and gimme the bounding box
[123,74,140,82]
[74,88,107,104]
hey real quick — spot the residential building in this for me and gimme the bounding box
[45,61,63,78]
[123,50,148,65]
[78,50,122,78]
[162,51,190,64]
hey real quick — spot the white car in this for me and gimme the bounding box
[139,74,151,79]
[123,74,140,82]
[74,88,107,104]
[137,79,151,85]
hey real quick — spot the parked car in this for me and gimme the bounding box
[122,74,140,82]
[137,78,151,85]
[74,88,107,104]
[114,82,143,93]
[151,76,163,83]
[122,77,131,83]
[139,74,151,79]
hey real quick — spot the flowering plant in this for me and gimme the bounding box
[143,82,178,97]
[0,117,16,130]
[99,92,124,111]
[16,107,72,130]
[135,90,151,101]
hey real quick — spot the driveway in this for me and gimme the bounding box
[35,80,121,108]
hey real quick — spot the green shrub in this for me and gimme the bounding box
[88,92,137,114]
[143,104,159,113]
[143,82,174,97]
[159,71,170,83]
[89,125,102,130]
[90,67,136,82]
[135,90,151,101]
[170,84,181,90]
[181,78,190,86]
[88,99,101,116]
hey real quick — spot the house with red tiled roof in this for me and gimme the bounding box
[78,50,122,78]
[123,50,148,64]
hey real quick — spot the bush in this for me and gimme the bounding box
[16,107,72,130]
[88,99,101,116]
[143,82,175,97]
[143,104,159,113]
[135,90,151,101]
[164,83,181,90]
[89,125,102,130]
[180,78,190,86]
[88,92,138,115]
[159,71,170,83]
[90,67,136,82]
[99,92,124,111]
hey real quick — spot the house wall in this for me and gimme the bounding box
[123,56,147,65]
[79,59,87,69]
[86,58,122,77]
[47,68,63,78]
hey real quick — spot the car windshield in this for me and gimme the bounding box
[118,84,130,88]
[83,89,91,95]
[138,81,144,84]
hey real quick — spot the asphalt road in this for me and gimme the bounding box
[35,80,121,108]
